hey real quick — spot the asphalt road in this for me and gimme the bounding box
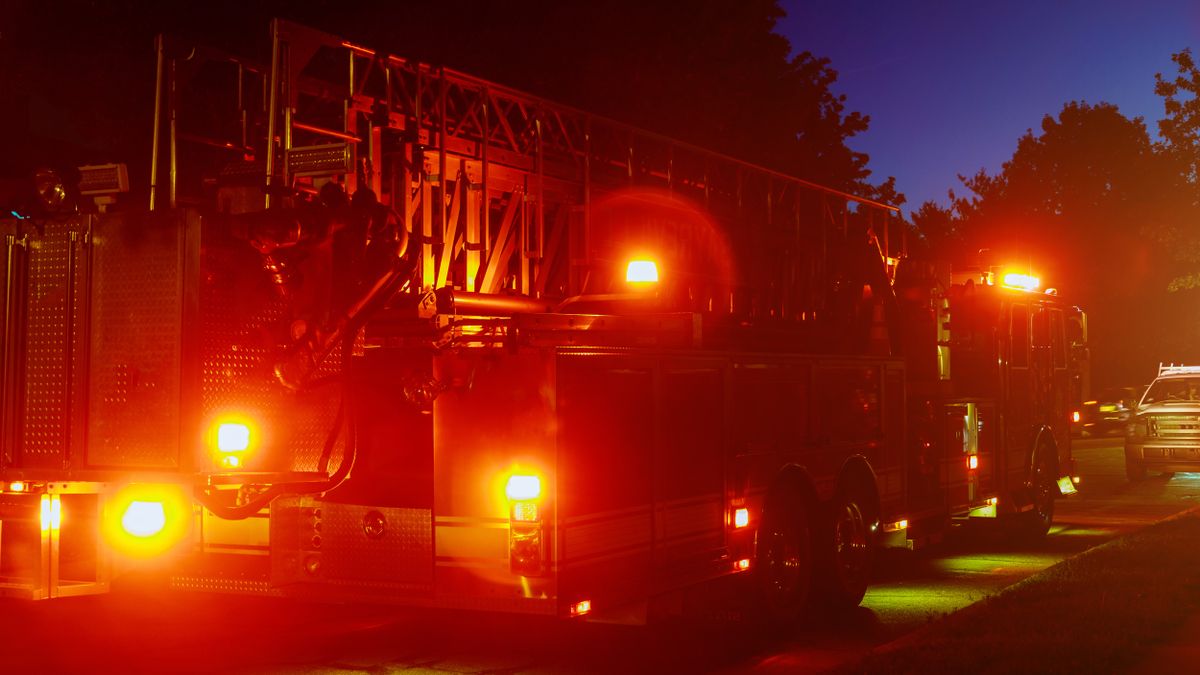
[3,437,1197,674]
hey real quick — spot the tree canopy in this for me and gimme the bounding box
[909,53,1200,386]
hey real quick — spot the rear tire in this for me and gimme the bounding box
[754,490,812,623]
[1011,449,1056,540]
[1125,457,1146,481]
[815,490,873,609]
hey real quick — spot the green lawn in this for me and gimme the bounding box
[844,511,1200,674]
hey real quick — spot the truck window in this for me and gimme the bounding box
[1010,304,1029,368]
[1032,308,1049,348]
[1050,308,1065,368]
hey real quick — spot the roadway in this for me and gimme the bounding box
[2,437,1198,674]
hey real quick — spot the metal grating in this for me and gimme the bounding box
[270,497,433,588]
[86,212,183,468]
[1151,415,1200,438]
[286,143,353,177]
[197,236,344,473]
[22,219,87,468]
[320,503,432,582]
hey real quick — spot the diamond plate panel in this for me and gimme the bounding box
[86,212,184,468]
[23,219,88,468]
[271,497,433,587]
[170,576,281,596]
[198,232,344,473]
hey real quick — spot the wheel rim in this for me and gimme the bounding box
[1031,456,1054,525]
[760,512,805,603]
[833,501,870,592]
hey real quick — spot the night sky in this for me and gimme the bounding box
[780,0,1200,214]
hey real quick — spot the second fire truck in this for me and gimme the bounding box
[0,20,1083,621]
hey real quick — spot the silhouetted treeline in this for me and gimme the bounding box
[909,51,1200,387]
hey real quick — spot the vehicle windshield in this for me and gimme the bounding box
[1142,377,1200,405]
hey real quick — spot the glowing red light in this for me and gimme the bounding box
[734,508,749,528]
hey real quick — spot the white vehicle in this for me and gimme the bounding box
[1125,364,1200,480]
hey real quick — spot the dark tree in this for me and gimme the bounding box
[925,101,1178,385]
[1153,49,1200,291]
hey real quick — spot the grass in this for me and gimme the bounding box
[843,510,1200,674]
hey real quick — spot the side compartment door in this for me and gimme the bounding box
[1047,307,1071,471]
[557,353,655,612]
[1003,302,1032,489]
[655,361,725,587]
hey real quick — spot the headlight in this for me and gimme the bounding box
[1126,417,1149,440]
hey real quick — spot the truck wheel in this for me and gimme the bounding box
[1011,450,1056,540]
[754,490,812,622]
[1125,458,1146,481]
[815,490,873,609]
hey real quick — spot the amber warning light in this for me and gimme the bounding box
[103,484,191,558]
[625,259,659,284]
[217,423,251,452]
[505,475,541,501]
[122,501,167,538]
[211,419,254,469]
[1001,272,1040,292]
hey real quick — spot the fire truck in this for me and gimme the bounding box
[0,20,1083,620]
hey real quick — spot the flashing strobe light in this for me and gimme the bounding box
[1072,410,1082,424]
[121,501,168,538]
[734,507,750,529]
[103,484,190,558]
[211,418,254,470]
[217,423,251,452]
[625,259,659,284]
[505,474,542,501]
[8,481,26,493]
[1001,272,1040,292]
[570,599,592,617]
[968,455,979,470]
[882,519,909,533]
[736,558,751,571]
[40,495,62,532]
